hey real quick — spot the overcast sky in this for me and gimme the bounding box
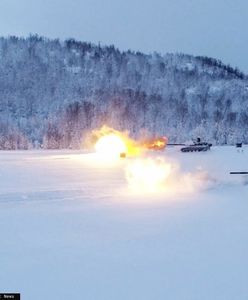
[0,0,247,72]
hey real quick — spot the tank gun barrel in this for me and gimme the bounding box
[230,172,248,175]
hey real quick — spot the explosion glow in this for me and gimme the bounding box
[126,158,172,193]
[92,126,142,158]
[89,126,208,195]
[92,125,168,159]
[87,126,210,195]
[143,136,168,150]
[95,134,127,157]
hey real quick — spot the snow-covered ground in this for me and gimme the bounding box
[0,147,248,300]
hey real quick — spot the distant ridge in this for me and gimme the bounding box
[0,35,247,149]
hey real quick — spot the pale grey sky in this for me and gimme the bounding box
[0,0,247,72]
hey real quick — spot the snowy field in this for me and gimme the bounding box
[0,146,248,300]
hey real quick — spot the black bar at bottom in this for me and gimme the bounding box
[0,294,20,300]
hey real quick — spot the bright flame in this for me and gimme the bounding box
[92,126,142,157]
[91,126,168,161]
[95,134,127,157]
[126,158,172,193]
[143,136,168,150]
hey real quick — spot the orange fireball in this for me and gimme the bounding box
[92,126,168,158]
[142,136,168,151]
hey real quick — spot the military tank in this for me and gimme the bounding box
[181,138,212,153]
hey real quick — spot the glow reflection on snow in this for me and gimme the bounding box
[71,152,211,199]
[125,157,210,196]
[126,158,172,193]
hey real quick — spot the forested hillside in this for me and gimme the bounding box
[0,35,247,149]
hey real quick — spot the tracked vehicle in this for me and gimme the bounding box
[181,138,212,153]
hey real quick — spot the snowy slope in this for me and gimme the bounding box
[0,147,248,300]
[1,36,248,149]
